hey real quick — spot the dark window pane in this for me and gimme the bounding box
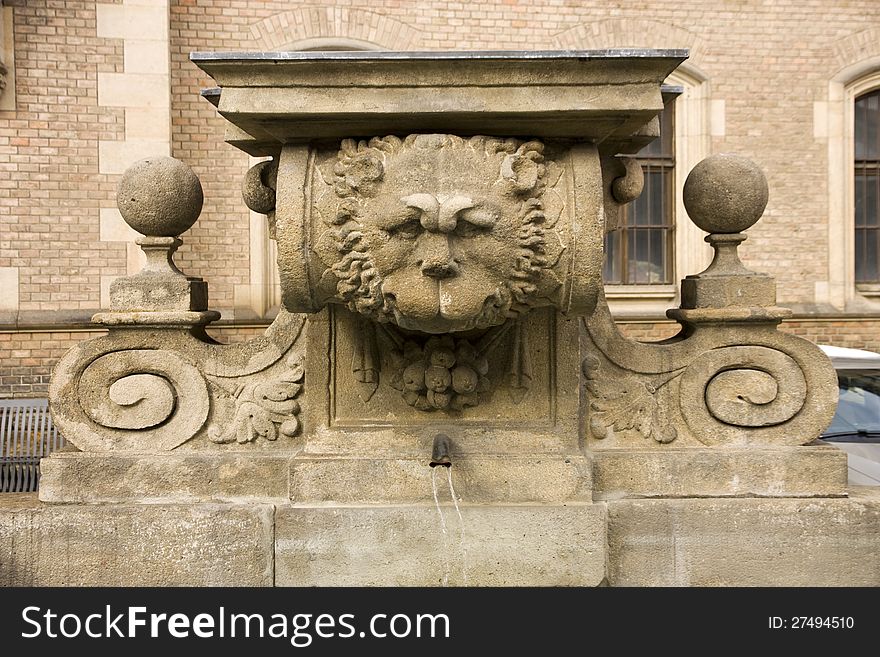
[628,230,644,284]
[854,171,879,228]
[856,93,870,160]
[629,177,650,226]
[856,228,879,283]
[856,229,867,282]
[856,174,866,226]
[604,230,622,284]
[650,228,667,281]
[650,170,665,225]
[627,229,642,283]
[866,174,879,227]
[867,93,880,160]
[855,90,880,283]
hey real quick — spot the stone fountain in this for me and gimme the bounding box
[3,51,878,586]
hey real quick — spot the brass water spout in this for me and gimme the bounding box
[430,433,452,468]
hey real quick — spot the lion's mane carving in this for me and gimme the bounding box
[321,134,561,334]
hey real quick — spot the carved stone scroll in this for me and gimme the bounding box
[582,155,838,448]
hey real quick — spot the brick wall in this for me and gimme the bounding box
[204,323,267,344]
[169,0,250,311]
[0,329,105,397]
[0,1,125,316]
[0,324,267,398]
[781,319,880,353]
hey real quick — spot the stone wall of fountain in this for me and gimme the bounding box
[1,51,878,586]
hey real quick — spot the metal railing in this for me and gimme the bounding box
[0,398,65,493]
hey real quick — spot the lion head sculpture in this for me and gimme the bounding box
[318,134,561,334]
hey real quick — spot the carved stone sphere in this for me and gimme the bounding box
[683,154,768,234]
[117,156,204,237]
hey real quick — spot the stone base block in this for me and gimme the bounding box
[5,489,880,586]
[275,503,607,586]
[39,452,591,505]
[39,452,294,503]
[291,454,591,504]
[593,446,847,499]
[607,490,880,586]
[0,494,274,586]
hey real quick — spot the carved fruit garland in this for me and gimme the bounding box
[208,355,304,444]
[582,355,679,444]
[389,335,490,411]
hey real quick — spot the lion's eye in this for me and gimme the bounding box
[454,207,496,237]
[453,221,486,238]
[391,218,422,240]
[455,206,497,236]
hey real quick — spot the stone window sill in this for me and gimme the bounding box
[856,283,880,298]
[605,284,677,300]
[604,285,678,320]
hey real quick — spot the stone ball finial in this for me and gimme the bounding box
[117,156,204,237]
[683,154,768,234]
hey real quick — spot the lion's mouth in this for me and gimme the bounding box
[383,286,511,333]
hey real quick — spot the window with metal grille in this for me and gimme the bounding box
[604,98,675,285]
[856,89,880,284]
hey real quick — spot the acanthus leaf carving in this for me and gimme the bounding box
[207,354,304,444]
[582,354,679,444]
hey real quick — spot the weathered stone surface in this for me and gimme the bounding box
[34,49,863,591]
[593,446,847,499]
[49,311,307,453]
[192,50,684,148]
[0,496,274,586]
[305,134,584,334]
[581,148,837,452]
[290,455,590,504]
[323,308,583,428]
[683,153,769,235]
[609,155,644,204]
[583,300,839,448]
[117,156,203,237]
[242,159,277,214]
[606,490,880,586]
[39,453,294,503]
[275,503,607,586]
[680,271,776,309]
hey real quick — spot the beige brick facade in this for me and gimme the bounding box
[2,0,880,396]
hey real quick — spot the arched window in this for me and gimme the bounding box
[825,64,880,308]
[855,89,880,285]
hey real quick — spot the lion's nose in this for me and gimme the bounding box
[421,260,459,279]
[418,232,459,279]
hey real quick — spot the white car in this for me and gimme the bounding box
[818,345,880,486]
